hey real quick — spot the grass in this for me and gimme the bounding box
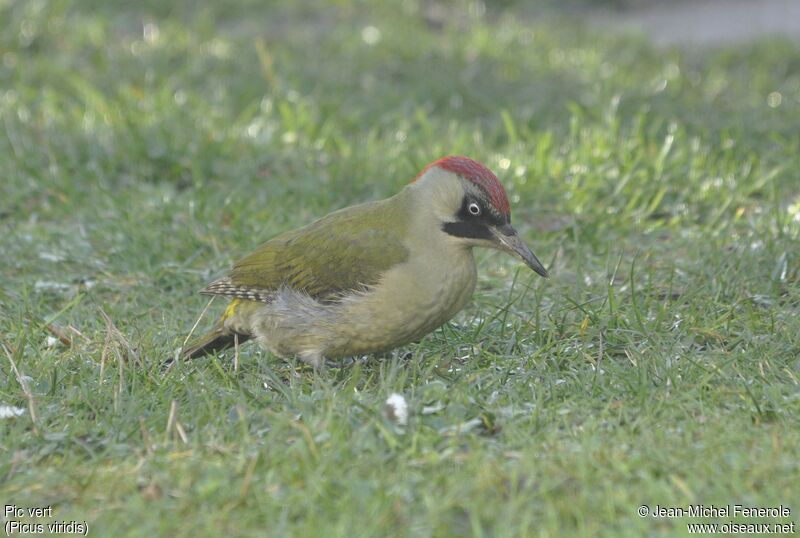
[1,0,799,535]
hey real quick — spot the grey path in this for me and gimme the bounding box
[591,0,800,46]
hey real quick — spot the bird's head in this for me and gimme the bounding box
[411,156,548,278]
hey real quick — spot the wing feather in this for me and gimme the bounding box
[200,196,410,302]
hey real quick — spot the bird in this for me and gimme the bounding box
[181,155,549,366]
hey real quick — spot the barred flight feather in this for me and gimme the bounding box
[200,277,274,303]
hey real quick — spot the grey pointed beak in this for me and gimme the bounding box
[491,224,549,278]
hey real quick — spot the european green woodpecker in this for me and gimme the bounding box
[182,156,548,366]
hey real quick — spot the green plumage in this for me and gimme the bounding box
[201,193,411,301]
[184,191,413,360]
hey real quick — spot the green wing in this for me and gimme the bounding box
[201,197,409,302]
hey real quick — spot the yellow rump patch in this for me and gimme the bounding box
[222,298,242,321]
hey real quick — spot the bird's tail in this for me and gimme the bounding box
[180,298,256,360]
[181,324,251,360]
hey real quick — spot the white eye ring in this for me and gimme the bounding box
[468,202,481,216]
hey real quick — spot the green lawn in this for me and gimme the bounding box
[1,1,798,536]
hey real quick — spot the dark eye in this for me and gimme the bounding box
[468,202,481,216]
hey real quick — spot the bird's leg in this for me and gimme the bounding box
[297,350,324,368]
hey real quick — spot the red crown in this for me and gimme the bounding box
[416,156,510,215]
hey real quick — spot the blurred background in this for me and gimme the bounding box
[4,0,798,288]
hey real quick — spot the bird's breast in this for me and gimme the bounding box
[331,244,477,353]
